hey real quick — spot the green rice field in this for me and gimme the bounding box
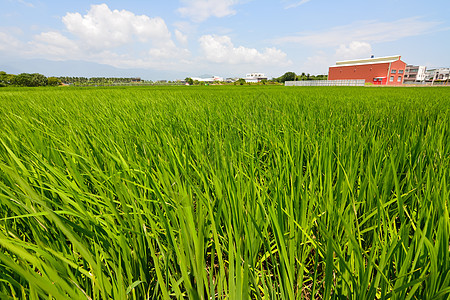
[0,86,449,299]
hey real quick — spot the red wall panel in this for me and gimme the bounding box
[387,60,407,85]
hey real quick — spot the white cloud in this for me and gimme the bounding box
[284,0,311,9]
[62,4,174,50]
[274,17,442,47]
[0,31,22,52]
[335,41,372,60]
[18,4,192,70]
[33,31,77,49]
[175,29,188,45]
[28,31,80,59]
[178,0,238,22]
[199,34,291,66]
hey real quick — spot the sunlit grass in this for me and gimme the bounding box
[0,86,449,299]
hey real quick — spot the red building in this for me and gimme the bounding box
[328,55,407,85]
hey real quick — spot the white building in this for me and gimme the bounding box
[191,76,224,83]
[245,73,268,83]
[404,65,427,82]
[425,68,450,81]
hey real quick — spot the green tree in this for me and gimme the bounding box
[13,73,33,86]
[278,72,296,83]
[185,77,194,85]
[286,72,297,82]
[0,71,9,87]
[296,73,308,81]
[14,73,48,87]
[30,73,48,86]
[48,77,62,86]
[236,78,246,85]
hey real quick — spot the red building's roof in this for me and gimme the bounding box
[330,55,402,68]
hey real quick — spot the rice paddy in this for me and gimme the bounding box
[0,86,449,299]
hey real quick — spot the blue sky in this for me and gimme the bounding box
[0,0,449,79]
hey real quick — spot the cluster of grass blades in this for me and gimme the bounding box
[0,86,449,299]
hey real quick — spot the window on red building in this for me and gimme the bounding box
[390,76,394,82]
[397,76,402,82]
[391,69,397,74]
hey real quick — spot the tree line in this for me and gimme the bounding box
[273,72,328,83]
[0,72,61,87]
[0,72,147,87]
[58,77,146,85]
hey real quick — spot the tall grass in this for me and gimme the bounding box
[0,86,449,299]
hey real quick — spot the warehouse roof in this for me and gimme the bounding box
[330,55,402,67]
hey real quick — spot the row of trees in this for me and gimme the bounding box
[0,72,148,87]
[273,72,328,83]
[274,72,328,83]
[0,72,61,87]
[58,77,146,85]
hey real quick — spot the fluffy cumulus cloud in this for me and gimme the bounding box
[22,4,191,69]
[335,41,372,60]
[178,0,238,22]
[62,4,174,50]
[199,34,290,66]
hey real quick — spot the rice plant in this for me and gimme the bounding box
[0,86,449,299]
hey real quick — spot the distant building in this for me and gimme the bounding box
[328,55,406,85]
[245,73,267,83]
[225,78,239,83]
[404,65,427,83]
[191,76,224,82]
[131,77,141,83]
[175,79,187,84]
[425,68,450,82]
